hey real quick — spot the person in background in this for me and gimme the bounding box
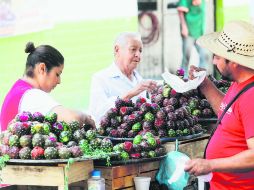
[0,42,95,131]
[185,21,254,189]
[89,32,157,124]
[177,0,207,78]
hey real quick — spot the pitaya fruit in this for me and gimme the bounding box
[15,111,32,122]
[0,145,10,156]
[44,147,58,159]
[8,122,25,137]
[19,147,31,159]
[32,133,45,147]
[32,112,44,122]
[66,141,77,148]
[101,138,113,152]
[69,146,82,158]
[90,138,102,150]
[148,150,156,158]
[130,153,141,159]
[19,135,32,148]
[85,130,96,141]
[123,141,133,153]
[43,122,51,135]
[69,121,80,132]
[58,146,71,159]
[133,144,142,153]
[44,136,57,148]
[31,146,44,159]
[1,131,12,145]
[99,116,110,129]
[31,122,44,134]
[73,129,85,142]
[9,135,19,147]
[118,151,129,160]
[144,112,155,122]
[52,121,64,136]
[133,135,142,145]
[44,112,57,124]
[132,122,141,132]
[59,131,72,144]
[9,146,20,159]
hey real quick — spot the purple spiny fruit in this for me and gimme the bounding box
[99,116,111,129]
[101,138,113,152]
[127,130,137,138]
[0,145,10,155]
[154,118,166,129]
[44,136,57,148]
[142,121,153,131]
[106,108,118,118]
[176,68,185,77]
[15,111,32,122]
[52,122,64,136]
[19,147,31,159]
[9,146,20,159]
[109,129,118,137]
[151,103,160,113]
[32,112,44,122]
[69,146,82,158]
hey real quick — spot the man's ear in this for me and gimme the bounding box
[37,62,47,74]
[114,45,120,56]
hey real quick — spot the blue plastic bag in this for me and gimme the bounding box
[156,140,190,190]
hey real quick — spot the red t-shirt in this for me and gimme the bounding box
[206,76,254,190]
[0,79,33,131]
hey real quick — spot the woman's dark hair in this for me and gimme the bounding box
[24,42,64,77]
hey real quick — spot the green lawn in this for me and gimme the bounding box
[0,17,138,111]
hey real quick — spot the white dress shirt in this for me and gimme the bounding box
[88,63,147,125]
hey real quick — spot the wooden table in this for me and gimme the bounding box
[94,158,162,190]
[0,159,94,190]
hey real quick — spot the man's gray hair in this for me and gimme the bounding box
[114,32,142,47]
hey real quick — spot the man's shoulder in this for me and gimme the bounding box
[93,64,118,79]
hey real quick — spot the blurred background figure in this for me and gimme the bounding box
[177,0,207,78]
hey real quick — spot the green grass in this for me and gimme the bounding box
[0,17,138,111]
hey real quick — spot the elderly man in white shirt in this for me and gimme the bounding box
[89,32,157,125]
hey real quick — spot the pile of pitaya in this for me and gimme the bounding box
[113,131,166,161]
[0,111,113,160]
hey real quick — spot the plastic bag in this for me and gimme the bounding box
[156,140,190,190]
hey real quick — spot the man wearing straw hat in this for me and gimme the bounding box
[184,20,254,189]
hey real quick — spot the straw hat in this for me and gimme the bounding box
[197,20,254,69]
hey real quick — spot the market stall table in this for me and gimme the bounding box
[0,158,93,190]
[94,156,164,190]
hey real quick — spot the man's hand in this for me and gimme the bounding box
[184,158,213,176]
[188,65,206,80]
[122,80,157,100]
[82,114,96,129]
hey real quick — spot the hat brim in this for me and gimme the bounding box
[197,32,254,70]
